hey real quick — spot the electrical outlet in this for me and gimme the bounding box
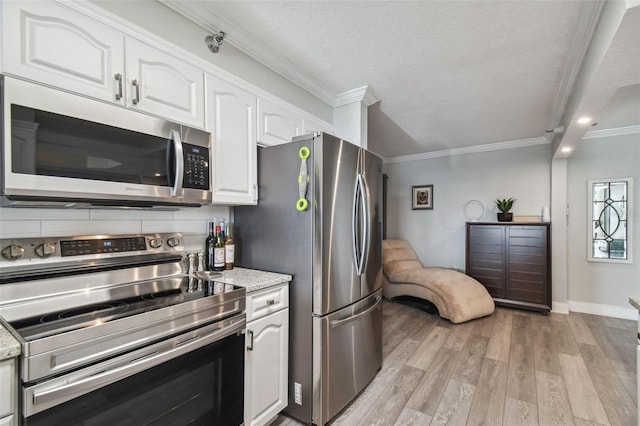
[294,382,302,405]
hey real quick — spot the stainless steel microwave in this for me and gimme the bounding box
[1,76,211,208]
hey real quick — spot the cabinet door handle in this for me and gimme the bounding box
[247,330,254,351]
[132,79,140,105]
[114,73,123,100]
[252,184,258,202]
[266,299,276,305]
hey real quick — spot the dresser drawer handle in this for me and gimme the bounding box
[266,299,276,305]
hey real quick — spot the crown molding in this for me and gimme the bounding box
[582,125,640,139]
[383,137,550,164]
[159,0,337,106]
[335,85,381,107]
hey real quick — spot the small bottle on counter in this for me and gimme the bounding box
[213,225,225,271]
[224,224,235,270]
[205,222,216,271]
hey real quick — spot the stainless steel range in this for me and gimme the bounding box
[0,233,246,425]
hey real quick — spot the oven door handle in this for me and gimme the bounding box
[26,315,245,416]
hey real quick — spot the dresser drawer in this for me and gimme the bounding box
[246,283,289,322]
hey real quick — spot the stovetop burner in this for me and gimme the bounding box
[10,276,239,342]
[0,232,247,386]
[40,302,130,323]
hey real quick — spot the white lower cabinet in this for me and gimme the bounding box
[0,359,16,426]
[637,339,640,425]
[244,285,289,426]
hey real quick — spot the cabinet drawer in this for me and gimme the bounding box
[246,283,289,322]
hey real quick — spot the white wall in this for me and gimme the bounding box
[384,143,552,271]
[567,133,640,316]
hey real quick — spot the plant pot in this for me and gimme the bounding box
[497,212,513,222]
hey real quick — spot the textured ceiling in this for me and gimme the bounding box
[163,0,638,159]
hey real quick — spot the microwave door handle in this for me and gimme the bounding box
[169,130,184,197]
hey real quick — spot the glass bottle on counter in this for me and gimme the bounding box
[224,224,235,270]
[219,218,226,240]
[205,221,216,271]
[213,225,225,271]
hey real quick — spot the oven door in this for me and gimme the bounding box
[23,314,245,425]
[1,76,211,207]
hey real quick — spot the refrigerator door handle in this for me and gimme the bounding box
[329,295,382,328]
[352,174,367,276]
[352,175,360,274]
[360,173,372,273]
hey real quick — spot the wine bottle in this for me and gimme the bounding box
[219,219,226,240]
[205,222,215,271]
[224,224,235,270]
[213,225,225,271]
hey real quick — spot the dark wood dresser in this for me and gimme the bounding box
[465,222,551,313]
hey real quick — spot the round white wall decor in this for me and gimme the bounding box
[464,200,485,221]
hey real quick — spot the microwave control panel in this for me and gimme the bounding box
[183,144,210,190]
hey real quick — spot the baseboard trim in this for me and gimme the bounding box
[567,300,637,320]
[552,302,569,314]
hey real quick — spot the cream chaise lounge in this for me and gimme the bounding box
[382,239,495,324]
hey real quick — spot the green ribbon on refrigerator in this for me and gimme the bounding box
[296,146,310,211]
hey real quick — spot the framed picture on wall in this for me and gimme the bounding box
[412,184,433,210]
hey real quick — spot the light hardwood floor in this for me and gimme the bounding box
[273,298,638,426]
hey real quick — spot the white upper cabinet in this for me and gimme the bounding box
[257,98,303,146]
[303,117,335,136]
[2,1,205,129]
[206,74,257,205]
[125,38,204,128]
[2,1,125,105]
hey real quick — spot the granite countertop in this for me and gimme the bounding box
[213,267,292,293]
[0,323,21,361]
[629,297,640,311]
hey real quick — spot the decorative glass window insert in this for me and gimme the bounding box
[588,178,632,263]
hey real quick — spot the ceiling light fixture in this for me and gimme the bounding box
[577,116,592,125]
[205,31,226,53]
[561,146,572,153]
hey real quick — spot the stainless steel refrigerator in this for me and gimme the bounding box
[235,132,383,425]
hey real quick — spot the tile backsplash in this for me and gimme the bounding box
[0,205,230,248]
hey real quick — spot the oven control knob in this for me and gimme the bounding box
[149,238,163,249]
[35,242,56,258]
[167,237,180,247]
[2,244,26,261]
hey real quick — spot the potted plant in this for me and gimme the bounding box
[495,197,515,222]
